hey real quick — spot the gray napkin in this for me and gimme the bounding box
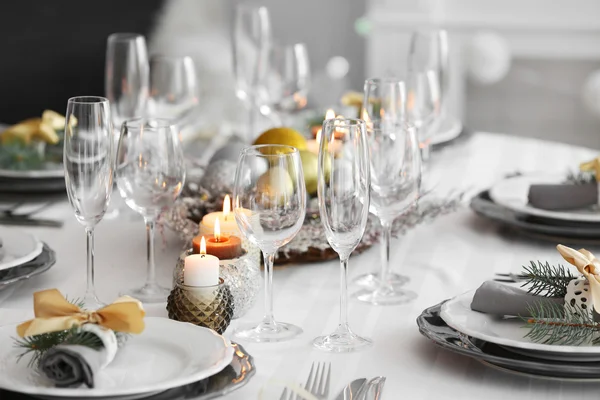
[39,345,106,388]
[470,281,563,317]
[528,182,597,211]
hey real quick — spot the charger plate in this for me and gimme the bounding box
[0,318,235,398]
[418,301,600,380]
[0,227,42,271]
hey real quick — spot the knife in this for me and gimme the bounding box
[0,216,63,228]
[334,378,367,400]
[356,376,386,400]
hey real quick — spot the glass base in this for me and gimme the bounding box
[121,283,170,303]
[312,326,372,353]
[353,272,409,288]
[82,292,104,310]
[355,285,417,306]
[233,320,302,343]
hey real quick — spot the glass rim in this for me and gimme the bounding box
[367,120,417,132]
[178,277,225,290]
[243,144,300,157]
[107,32,145,42]
[67,96,109,105]
[364,77,406,86]
[121,117,176,129]
[323,118,365,128]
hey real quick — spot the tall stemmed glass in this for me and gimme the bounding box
[64,96,114,309]
[105,33,150,128]
[232,4,271,142]
[313,118,372,352]
[354,79,411,289]
[355,79,422,306]
[266,42,310,125]
[407,30,445,164]
[233,145,306,342]
[148,55,199,122]
[116,119,186,303]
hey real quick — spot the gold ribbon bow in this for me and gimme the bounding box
[556,244,600,313]
[579,157,600,181]
[17,289,145,338]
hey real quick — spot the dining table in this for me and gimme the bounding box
[1,131,600,400]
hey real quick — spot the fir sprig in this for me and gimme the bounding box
[521,261,576,298]
[523,301,600,346]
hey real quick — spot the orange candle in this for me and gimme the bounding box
[193,219,243,259]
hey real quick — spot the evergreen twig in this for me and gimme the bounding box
[521,261,576,298]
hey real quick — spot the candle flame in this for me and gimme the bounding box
[200,236,207,255]
[223,195,231,219]
[325,109,335,120]
[214,218,221,241]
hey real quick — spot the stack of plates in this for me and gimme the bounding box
[470,173,600,244]
[0,168,65,194]
[418,291,600,380]
[0,319,255,399]
[0,227,55,301]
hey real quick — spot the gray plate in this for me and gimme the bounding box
[418,301,600,379]
[0,343,255,400]
[0,243,55,289]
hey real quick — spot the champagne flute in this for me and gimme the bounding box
[148,55,199,122]
[64,96,114,308]
[355,79,422,306]
[354,78,411,289]
[313,118,372,352]
[233,145,306,342]
[116,118,186,303]
[232,4,271,142]
[265,42,310,125]
[407,30,444,164]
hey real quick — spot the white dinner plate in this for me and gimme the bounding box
[489,173,600,223]
[0,317,235,397]
[441,290,600,362]
[430,114,463,145]
[0,227,43,271]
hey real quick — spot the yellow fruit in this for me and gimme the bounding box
[299,150,318,195]
[253,127,307,152]
[0,118,59,145]
[42,110,66,130]
[256,166,294,206]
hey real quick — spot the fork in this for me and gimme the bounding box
[280,361,331,400]
[2,202,54,218]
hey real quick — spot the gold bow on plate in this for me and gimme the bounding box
[556,244,600,313]
[580,157,600,182]
[17,289,145,338]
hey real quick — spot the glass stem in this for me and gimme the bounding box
[339,257,350,329]
[144,217,156,286]
[248,92,258,142]
[379,220,393,284]
[85,227,95,298]
[262,252,276,327]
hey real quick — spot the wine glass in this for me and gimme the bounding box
[64,96,114,308]
[265,42,310,125]
[313,118,372,352]
[148,55,199,122]
[407,30,444,164]
[355,79,422,306]
[232,4,271,142]
[105,33,150,128]
[233,145,306,342]
[353,78,412,290]
[115,118,186,303]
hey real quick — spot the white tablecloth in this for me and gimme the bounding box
[1,132,599,399]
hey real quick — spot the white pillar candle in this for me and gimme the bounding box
[184,237,220,287]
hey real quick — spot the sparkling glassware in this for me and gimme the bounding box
[116,118,186,303]
[64,96,114,308]
[354,78,411,288]
[232,4,271,142]
[265,42,310,125]
[313,118,372,352]
[148,55,199,122]
[355,79,422,306]
[232,145,306,342]
[407,30,444,164]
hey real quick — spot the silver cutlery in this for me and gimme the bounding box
[280,361,331,400]
[493,273,527,283]
[334,377,367,400]
[0,216,63,228]
[357,376,386,400]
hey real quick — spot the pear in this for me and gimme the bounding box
[256,166,295,206]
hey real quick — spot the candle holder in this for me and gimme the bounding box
[166,278,234,334]
[174,248,261,319]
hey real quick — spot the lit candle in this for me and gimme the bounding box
[311,109,336,137]
[199,195,250,237]
[306,127,343,155]
[184,237,220,287]
[193,218,243,259]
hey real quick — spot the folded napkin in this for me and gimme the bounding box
[528,182,597,211]
[39,345,104,388]
[470,281,563,317]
